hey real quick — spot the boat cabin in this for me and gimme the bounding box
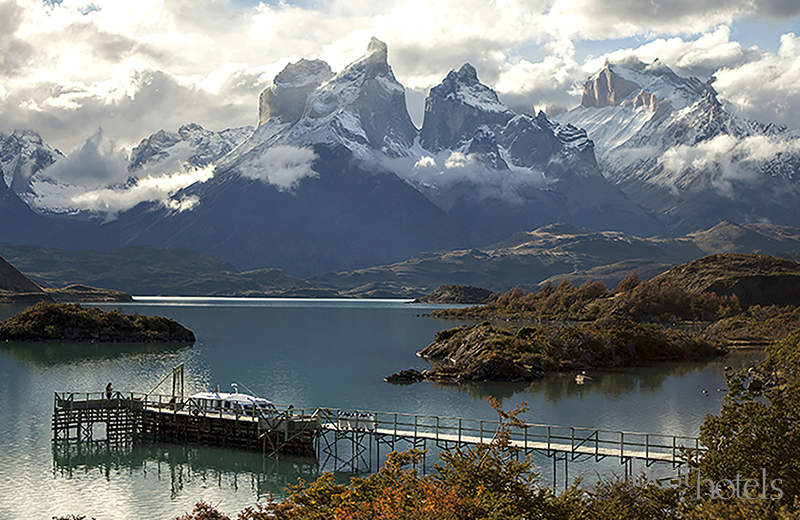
[189,390,275,417]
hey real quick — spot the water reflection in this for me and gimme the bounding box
[52,440,320,501]
[0,341,194,366]
[0,299,769,520]
[424,351,763,403]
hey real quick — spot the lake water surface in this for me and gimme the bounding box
[0,298,762,519]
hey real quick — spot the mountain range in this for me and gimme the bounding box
[1,39,799,280]
[4,220,800,298]
[555,57,800,235]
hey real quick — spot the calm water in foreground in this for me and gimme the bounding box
[0,298,762,519]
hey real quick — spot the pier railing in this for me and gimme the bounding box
[54,391,316,425]
[311,408,705,465]
[53,392,705,465]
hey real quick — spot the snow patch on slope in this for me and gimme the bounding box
[556,105,653,155]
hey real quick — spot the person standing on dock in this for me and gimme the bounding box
[106,382,113,400]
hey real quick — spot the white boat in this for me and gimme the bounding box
[188,384,276,417]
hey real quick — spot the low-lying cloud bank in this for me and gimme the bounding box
[27,164,214,217]
[604,133,800,198]
[25,130,218,217]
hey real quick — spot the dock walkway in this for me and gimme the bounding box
[53,392,705,483]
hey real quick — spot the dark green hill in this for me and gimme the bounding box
[0,244,337,297]
[0,254,131,303]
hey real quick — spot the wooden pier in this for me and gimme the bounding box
[52,391,320,456]
[53,394,706,486]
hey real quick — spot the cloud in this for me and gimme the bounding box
[656,133,800,197]
[237,144,318,190]
[0,0,797,166]
[0,0,34,76]
[659,134,739,173]
[583,26,760,79]
[757,0,800,19]
[28,164,215,216]
[383,149,548,208]
[495,55,584,114]
[712,33,800,131]
[0,66,263,151]
[738,134,800,161]
[41,128,128,188]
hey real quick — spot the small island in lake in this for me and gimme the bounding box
[388,254,800,383]
[0,302,196,343]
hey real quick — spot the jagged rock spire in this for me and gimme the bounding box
[258,59,334,126]
[419,63,513,152]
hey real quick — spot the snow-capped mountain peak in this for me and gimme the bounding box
[129,123,254,172]
[419,63,514,152]
[583,58,705,114]
[0,129,63,194]
[276,38,417,158]
[438,63,510,114]
[258,59,334,127]
[556,58,800,236]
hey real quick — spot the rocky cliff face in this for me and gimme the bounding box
[556,59,800,235]
[581,59,704,112]
[412,63,664,242]
[0,130,63,194]
[277,37,418,158]
[258,59,333,126]
[129,123,253,172]
[419,63,515,152]
[581,62,640,108]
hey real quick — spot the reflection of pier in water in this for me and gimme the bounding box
[51,440,319,499]
[53,392,706,488]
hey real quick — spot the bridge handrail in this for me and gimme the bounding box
[53,392,706,457]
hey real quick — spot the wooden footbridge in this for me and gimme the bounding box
[53,393,705,485]
[52,363,704,484]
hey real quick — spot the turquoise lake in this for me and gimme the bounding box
[0,298,761,519]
